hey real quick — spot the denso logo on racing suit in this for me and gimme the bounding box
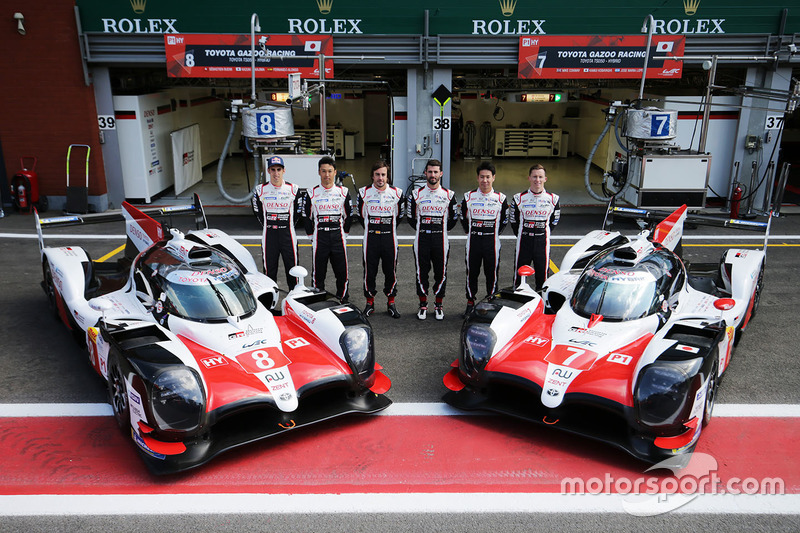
[522,209,550,218]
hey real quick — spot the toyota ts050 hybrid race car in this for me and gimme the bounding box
[35,196,391,474]
[443,204,770,462]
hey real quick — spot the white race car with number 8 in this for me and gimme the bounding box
[36,196,391,474]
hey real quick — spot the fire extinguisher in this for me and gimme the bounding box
[16,183,28,209]
[730,182,743,219]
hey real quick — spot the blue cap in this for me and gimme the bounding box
[267,156,285,168]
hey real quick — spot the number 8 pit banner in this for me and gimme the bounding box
[518,35,684,80]
[164,34,333,78]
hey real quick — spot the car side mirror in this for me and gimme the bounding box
[714,298,735,311]
[89,298,113,313]
[88,298,113,324]
[289,265,309,290]
[516,265,536,294]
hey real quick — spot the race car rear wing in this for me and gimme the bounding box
[603,202,773,252]
[35,193,207,255]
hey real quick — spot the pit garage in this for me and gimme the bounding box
[1,1,798,216]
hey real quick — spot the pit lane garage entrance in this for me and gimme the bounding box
[8,0,795,213]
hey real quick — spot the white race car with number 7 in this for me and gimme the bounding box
[36,196,391,474]
[444,204,770,462]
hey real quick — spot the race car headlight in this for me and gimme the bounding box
[635,359,701,427]
[339,326,375,381]
[462,324,496,375]
[150,367,204,432]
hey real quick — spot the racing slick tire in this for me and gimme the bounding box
[750,263,764,320]
[734,261,764,346]
[42,261,59,319]
[702,359,719,427]
[107,352,130,431]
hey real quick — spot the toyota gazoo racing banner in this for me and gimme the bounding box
[518,35,685,79]
[164,34,333,78]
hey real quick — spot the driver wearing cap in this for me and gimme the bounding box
[252,156,305,288]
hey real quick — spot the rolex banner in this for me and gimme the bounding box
[171,124,202,195]
[518,35,685,79]
[164,34,333,78]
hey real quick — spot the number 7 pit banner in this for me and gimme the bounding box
[164,34,333,78]
[518,35,684,80]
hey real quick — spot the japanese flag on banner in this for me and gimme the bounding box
[304,40,322,52]
[657,41,675,53]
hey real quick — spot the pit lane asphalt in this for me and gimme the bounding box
[1,208,799,531]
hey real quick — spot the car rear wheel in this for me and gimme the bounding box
[42,261,59,318]
[734,262,764,346]
[750,263,764,319]
[702,360,719,427]
[107,352,130,431]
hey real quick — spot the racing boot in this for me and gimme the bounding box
[417,305,427,320]
[387,303,401,319]
[363,299,374,317]
[463,300,474,318]
[434,304,444,321]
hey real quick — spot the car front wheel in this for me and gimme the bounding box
[107,352,130,431]
[702,359,719,427]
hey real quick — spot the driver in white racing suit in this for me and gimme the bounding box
[510,163,560,291]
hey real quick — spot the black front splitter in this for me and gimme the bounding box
[443,384,694,465]
[139,389,391,475]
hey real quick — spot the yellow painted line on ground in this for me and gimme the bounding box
[97,244,125,263]
[133,241,799,274]
[247,241,563,273]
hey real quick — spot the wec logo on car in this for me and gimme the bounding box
[242,339,270,349]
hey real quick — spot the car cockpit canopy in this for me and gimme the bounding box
[571,245,684,321]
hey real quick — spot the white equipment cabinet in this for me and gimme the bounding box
[113,93,174,203]
[622,152,711,208]
[263,154,325,191]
